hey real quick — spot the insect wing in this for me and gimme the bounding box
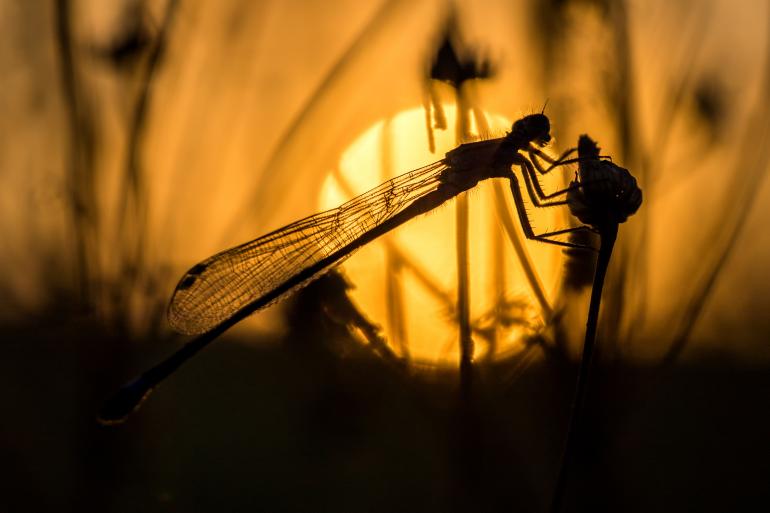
[167,161,447,335]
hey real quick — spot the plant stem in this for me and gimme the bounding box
[550,222,618,513]
[55,0,95,309]
[455,89,473,397]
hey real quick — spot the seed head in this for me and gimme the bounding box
[567,135,642,228]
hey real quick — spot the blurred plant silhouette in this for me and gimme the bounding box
[2,0,770,511]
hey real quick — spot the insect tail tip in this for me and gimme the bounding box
[97,376,155,426]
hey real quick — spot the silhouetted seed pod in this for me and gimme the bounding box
[567,135,642,228]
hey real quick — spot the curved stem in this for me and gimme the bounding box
[550,222,618,513]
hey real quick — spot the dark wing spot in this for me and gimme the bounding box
[188,263,208,275]
[176,262,209,290]
[178,274,197,290]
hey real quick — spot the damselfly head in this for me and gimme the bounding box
[511,113,551,147]
[567,135,642,228]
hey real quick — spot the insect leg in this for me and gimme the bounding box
[513,154,579,206]
[505,172,597,250]
[528,146,577,174]
[530,154,614,175]
[513,155,612,209]
[538,226,599,238]
[527,143,614,174]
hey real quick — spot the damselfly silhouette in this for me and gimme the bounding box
[99,113,604,424]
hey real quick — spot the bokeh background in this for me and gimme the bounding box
[2,0,770,511]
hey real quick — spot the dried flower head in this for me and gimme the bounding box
[567,135,642,229]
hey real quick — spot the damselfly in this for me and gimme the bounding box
[99,113,602,424]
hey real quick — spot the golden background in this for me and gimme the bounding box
[2,0,769,511]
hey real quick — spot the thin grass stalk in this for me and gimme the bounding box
[472,103,504,353]
[453,75,480,510]
[117,0,179,330]
[492,183,553,321]
[219,0,402,245]
[626,6,711,346]
[550,222,617,513]
[662,5,770,364]
[330,168,452,311]
[455,91,473,390]
[380,118,409,358]
[599,0,636,354]
[55,0,96,309]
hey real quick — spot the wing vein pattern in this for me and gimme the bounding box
[168,161,448,335]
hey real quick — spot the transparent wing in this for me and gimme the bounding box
[168,161,448,335]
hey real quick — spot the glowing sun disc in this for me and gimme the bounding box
[319,106,566,367]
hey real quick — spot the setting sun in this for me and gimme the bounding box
[319,106,568,366]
